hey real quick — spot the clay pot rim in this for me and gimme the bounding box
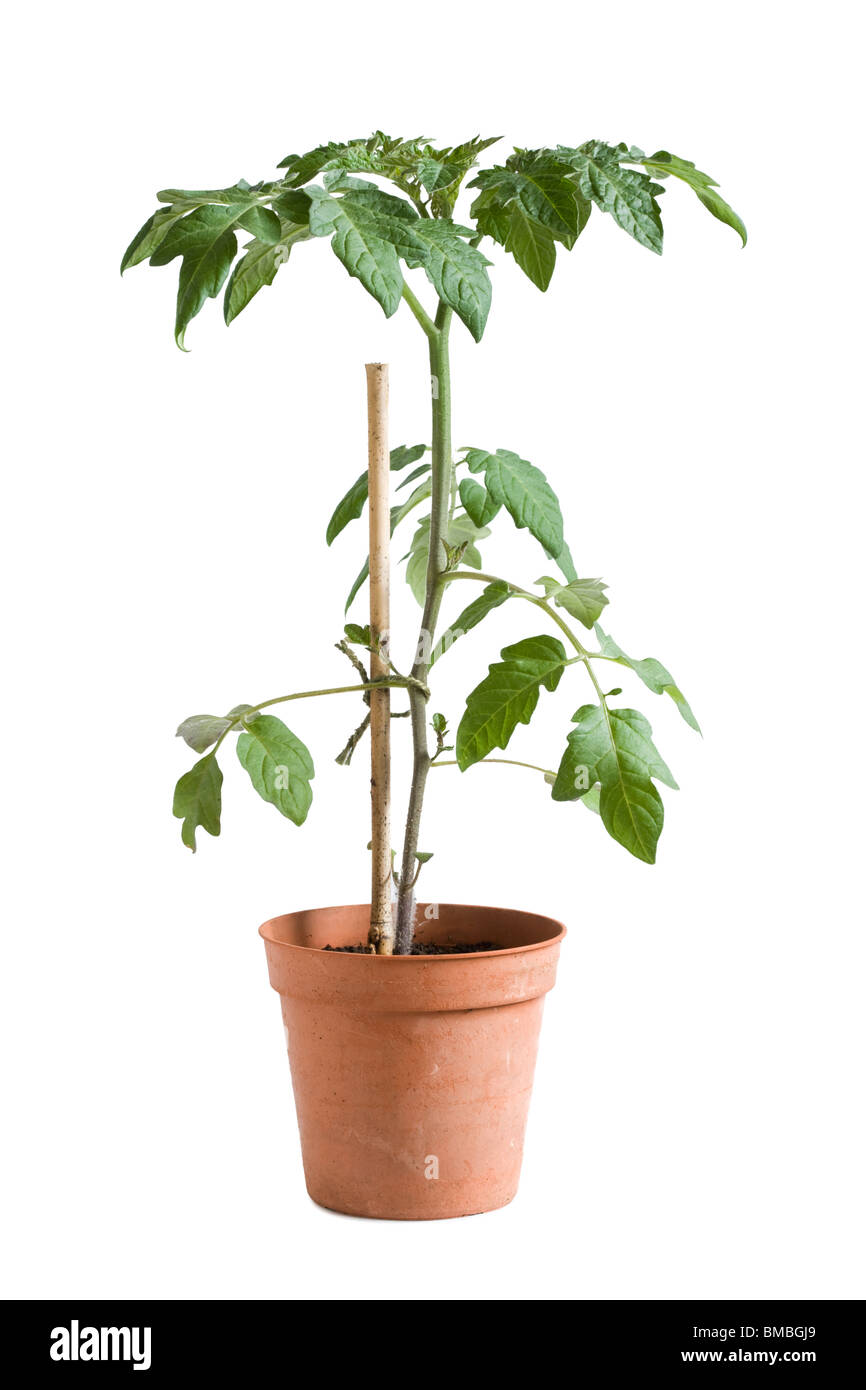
[259,902,566,960]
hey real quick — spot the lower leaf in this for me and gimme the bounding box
[456,635,567,770]
[236,715,314,825]
[552,703,676,863]
[173,755,223,852]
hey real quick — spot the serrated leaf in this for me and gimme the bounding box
[471,152,589,249]
[596,626,700,732]
[536,576,609,628]
[307,189,405,316]
[309,185,491,339]
[156,181,259,207]
[278,133,499,218]
[271,189,313,223]
[150,204,250,348]
[408,220,492,341]
[236,715,314,826]
[474,197,557,290]
[173,755,222,851]
[389,443,427,471]
[556,142,664,254]
[120,206,188,273]
[224,220,310,325]
[456,635,567,770]
[465,448,564,557]
[431,580,512,664]
[638,150,746,247]
[552,704,676,863]
[236,205,282,244]
[458,478,501,527]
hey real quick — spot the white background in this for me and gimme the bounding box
[2,0,863,1301]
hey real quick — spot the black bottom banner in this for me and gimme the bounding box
[2,1299,860,1374]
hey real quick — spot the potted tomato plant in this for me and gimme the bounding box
[123,132,744,1218]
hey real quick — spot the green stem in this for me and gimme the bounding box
[395,295,453,953]
[432,756,556,777]
[401,283,438,340]
[208,679,420,758]
[439,569,599,661]
[437,565,616,735]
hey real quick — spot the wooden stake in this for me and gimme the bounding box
[365,363,394,955]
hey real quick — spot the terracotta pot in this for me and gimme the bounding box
[260,903,565,1220]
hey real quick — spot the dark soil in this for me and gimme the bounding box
[324,941,503,955]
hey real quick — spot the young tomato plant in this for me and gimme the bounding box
[123,132,745,954]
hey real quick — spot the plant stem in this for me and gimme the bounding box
[432,756,556,777]
[395,298,453,953]
[401,284,438,340]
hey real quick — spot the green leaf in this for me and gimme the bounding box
[173,755,222,851]
[343,623,371,646]
[156,181,259,207]
[465,448,564,557]
[459,478,501,527]
[224,220,310,325]
[307,189,404,316]
[536,576,609,628]
[405,530,431,607]
[176,704,258,753]
[556,142,664,254]
[176,714,231,753]
[227,702,257,722]
[278,133,499,217]
[345,560,370,614]
[309,184,491,339]
[344,472,432,610]
[120,206,188,273]
[474,197,557,290]
[471,152,589,248]
[236,715,314,826]
[271,189,313,223]
[236,205,282,244]
[407,220,492,341]
[552,704,676,863]
[596,626,700,732]
[150,204,248,348]
[637,150,746,246]
[389,443,427,471]
[402,512,486,607]
[456,635,567,770]
[431,580,512,664]
[326,473,370,547]
[327,444,426,546]
[396,462,431,491]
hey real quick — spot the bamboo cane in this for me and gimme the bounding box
[365,363,394,954]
